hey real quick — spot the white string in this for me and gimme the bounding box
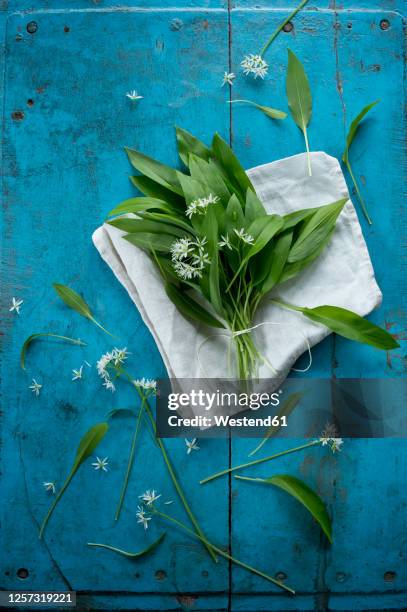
[196,320,313,378]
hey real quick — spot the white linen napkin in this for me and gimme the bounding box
[92,152,381,390]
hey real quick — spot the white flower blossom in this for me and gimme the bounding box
[185,438,200,454]
[319,424,344,453]
[139,489,161,506]
[133,378,157,392]
[173,259,203,281]
[192,250,211,268]
[185,194,219,219]
[218,234,232,250]
[92,456,109,472]
[103,379,116,393]
[234,228,255,245]
[170,238,193,261]
[9,297,23,315]
[43,481,56,494]
[222,71,236,87]
[241,54,268,79]
[126,90,143,101]
[164,500,174,505]
[29,379,42,397]
[72,365,83,381]
[136,505,151,530]
[96,348,129,392]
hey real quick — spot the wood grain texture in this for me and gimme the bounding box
[1,1,406,610]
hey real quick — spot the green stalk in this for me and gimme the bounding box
[200,440,320,485]
[260,0,309,56]
[344,159,372,225]
[303,128,312,177]
[154,509,295,594]
[115,398,146,521]
[39,472,75,539]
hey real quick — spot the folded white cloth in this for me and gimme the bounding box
[93,152,381,389]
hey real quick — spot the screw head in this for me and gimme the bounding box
[26,21,38,34]
[380,19,390,30]
[283,21,294,33]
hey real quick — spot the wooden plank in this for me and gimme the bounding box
[1,7,230,609]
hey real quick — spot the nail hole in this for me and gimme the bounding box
[283,21,294,33]
[202,570,209,577]
[17,568,29,579]
[11,111,25,121]
[135,572,140,578]
[155,569,167,581]
[27,99,34,107]
[336,572,346,583]
[384,571,396,582]
[275,571,287,581]
[380,19,390,30]
[347,22,352,29]
[64,25,70,33]
[26,21,38,34]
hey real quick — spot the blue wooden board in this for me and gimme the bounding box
[1,1,406,611]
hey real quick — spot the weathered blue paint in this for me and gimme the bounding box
[1,2,406,611]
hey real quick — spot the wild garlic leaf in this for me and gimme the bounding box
[136,211,197,235]
[228,99,287,120]
[87,533,166,559]
[176,126,212,166]
[279,227,335,284]
[203,207,224,317]
[125,147,183,195]
[273,301,399,351]
[236,474,332,543]
[107,197,175,218]
[287,199,347,263]
[260,230,293,294]
[260,0,310,56]
[249,392,303,456]
[53,283,114,337]
[130,175,185,209]
[245,189,267,224]
[123,232,175,253]
[108,218,188,238]
[188,154,231,204]
[165,282,224,329]
[39,422,109,539]
[286,49,312,176]
[342,100,379,225]
[21,333,86,370]
[212,133,255,201]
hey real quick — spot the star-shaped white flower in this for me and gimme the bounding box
[126,90,143,101]
[136,505,151,530]
[29,379,42,397]
[218,234,232,250]
[139,489,161,506]
[234,228,255,245]
[185,438,200,454]
[43,481,56,494]
[222,71,236,87]
[92,456,109,472]
[9,297,23,315]
[72,365,83,381]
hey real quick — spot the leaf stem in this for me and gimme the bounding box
[39,471,75,539]
[154,510,295,594]
[115,399,146,521]
[303,128,312,177]
[344,159,372,225]
[260,0,309,56]
[90,316,117,338]
[200,440,320,485]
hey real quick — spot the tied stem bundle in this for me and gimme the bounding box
[107,128,398,380]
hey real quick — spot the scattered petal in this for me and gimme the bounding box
[139,489,161,506]
[222,71,236,87]
[9,297,23,315]
[29,379,42,397]
[126,90,143,101]
[72,365,84,381]
[43,481,56,494]
[92,456,109,472]
[185,438,200,455]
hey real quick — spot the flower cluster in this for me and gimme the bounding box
[96,347,129,392]
[241,54,268,79]
[171,237,211,281]
[234,228,255,245]
[133,378,157,391]
[185,193,219,219]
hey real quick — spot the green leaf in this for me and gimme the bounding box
[21,333,85,370]
[165,282,224,329]
[125,147,183,195]
[280,206,318,231]
[273,301,400,350]
[130,175,185,209]
[245,189,267,224]
[123,232,175,253]
[226,194,245,232]
[260,230,293,294]
[212,133,254,200]
[287,199,347,263]
[342,101,379,225]
[188,155,231,204]
[87,533,166,559]
[108,218,188,238]
[249,392,304,456]
[136,211,196,235]
[39,422,109,538]
[236,474,332,543]
[342,100,379,164]
[279,227,335,284]
[107,197,175,218]
[203,207,224,317]
[228,99,287,120]
[286,49,312,176]
[176,126,212,166]
[53,283,114,337]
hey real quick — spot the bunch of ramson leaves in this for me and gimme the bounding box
[107,128,398,379]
